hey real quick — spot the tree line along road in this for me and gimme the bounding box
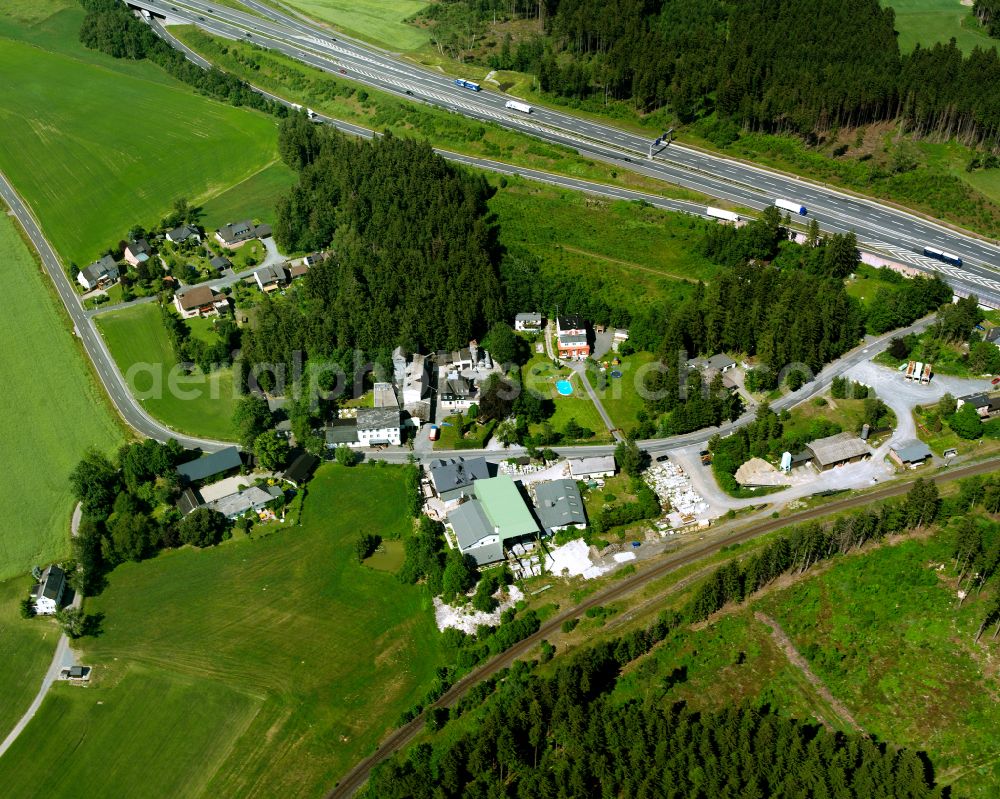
[326,455,1000,798]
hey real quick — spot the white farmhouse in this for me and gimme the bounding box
[356,408,402,446]
[32,564,66,615]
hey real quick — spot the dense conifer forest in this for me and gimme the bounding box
[364,612,945,799]
[243,118,504,370]
[432,0,1000,146]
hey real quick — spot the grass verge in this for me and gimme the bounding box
[0,213,122,579]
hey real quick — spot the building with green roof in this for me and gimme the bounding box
[446,475,539,565]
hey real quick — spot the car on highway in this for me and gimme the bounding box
[339,68,347,73]
[655,454,669,462]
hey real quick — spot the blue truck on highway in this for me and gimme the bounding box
[454,78,481,92]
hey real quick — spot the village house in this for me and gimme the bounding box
[165,224,200,244]
[31,564,66,615]
[254,265,288,293]
[123,239,151,267]
[957,392,1000,418]
[514,312,543,332]
[356,407,402,446]
[76,254,119,291]
[428,456,490,505]
[173,285,229,319]
[556,315,590,360]
[569,455,616,480]
[207,485,284,519]
[215,220,272,249]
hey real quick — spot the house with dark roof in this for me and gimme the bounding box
[254,265,288,293]
[209,254,232,272]
[957,392,1000,418]
[428,457,490,504]
[173,285,229,319]
[31,564,66,615]
[124,239,151,267]
[283,452,319,487]
[890,439,933,468]
[176,446,242,484]
[356,407,401,446]
[985,327,1000,346]
[176,487,202,516]
[215,220,272,248]
[533,479,587,533]
[288,263,309,280]
[165,224,200,244]
[77,254,120,291]
[439,376,476,412]
[325,420,360,449]
[556,315,590,360]
[514,312,542,332]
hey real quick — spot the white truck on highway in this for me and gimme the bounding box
[775,198,808,215]
[505,100,532,114]
[706,207,741,223]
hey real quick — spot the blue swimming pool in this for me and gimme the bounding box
[556,379,573,396]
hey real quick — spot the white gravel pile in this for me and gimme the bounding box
[433,585,525,633]
[644,462,709,516]
[544,539,607,579]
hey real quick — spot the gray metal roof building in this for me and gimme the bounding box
[208,485,283,519]
[176,446,242,483]
[428,457,489,502]
[891,439,933,465]
[356,407,401,431]
[533,479,586,531]
[448,500,502,565]
[806,432,871,469]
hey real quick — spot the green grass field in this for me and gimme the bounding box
[0,577,62,741]
[95,303,238,440]
[199,162,297,233]
[0,3,283,266]
[591,350,658,433]
[887,0,995,54]
[280,0,430,50]
[0,215,122,580]
[0,465,445,797]
[492,179,719,312]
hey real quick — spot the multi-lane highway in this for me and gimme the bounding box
[130,0,1000,305]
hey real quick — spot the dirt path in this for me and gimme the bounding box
[754,611,865,734]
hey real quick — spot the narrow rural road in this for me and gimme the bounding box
[326,455,1000,798]
[0,170,230,452]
